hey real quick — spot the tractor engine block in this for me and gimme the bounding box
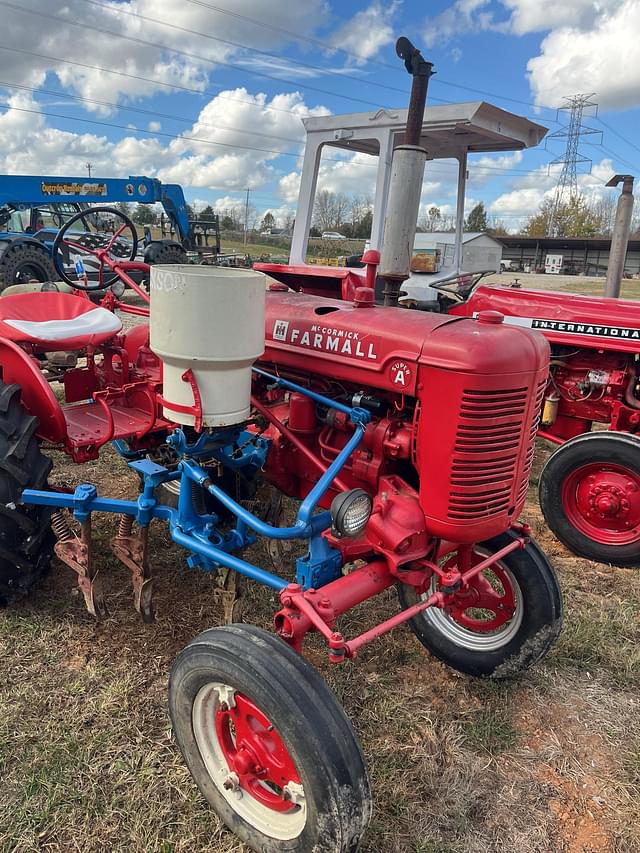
[255,288,549,554]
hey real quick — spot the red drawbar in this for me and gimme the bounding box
[0,292,121,349]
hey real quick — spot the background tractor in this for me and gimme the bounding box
[0,173,220,291]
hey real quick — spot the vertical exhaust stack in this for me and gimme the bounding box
[605,174,635,298]
[379,38,435,307]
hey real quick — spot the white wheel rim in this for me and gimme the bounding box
[192,682,307,840]
[419,550,524,652]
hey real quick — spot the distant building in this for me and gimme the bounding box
[414,231,502,273]
[496,235,640,277]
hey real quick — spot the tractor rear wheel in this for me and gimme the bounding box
[0,383,54,604]
[143,240,188,265]
[169,624,371,852]
[397,531,563,678]
[0,243,57,291]
[540,431,640,567]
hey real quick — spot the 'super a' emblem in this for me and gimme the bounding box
[273,320,289,341]
[389,360,411,387]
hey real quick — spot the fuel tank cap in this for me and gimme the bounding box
[476,310,504,324]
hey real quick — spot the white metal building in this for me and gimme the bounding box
[414,231,502,274]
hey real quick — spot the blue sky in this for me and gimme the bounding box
[1,0,638,231]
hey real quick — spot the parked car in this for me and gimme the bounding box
[322,231,347,240]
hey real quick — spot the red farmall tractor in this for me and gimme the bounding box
[254,43,640,570]
[0,194,562,850]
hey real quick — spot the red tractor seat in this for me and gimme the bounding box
[0,292,122,350]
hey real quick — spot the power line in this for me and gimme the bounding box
[596,116,640,157]
[181,0,404,72]
[81,0,562,118]
[584,140,639,174]
[182,0,561,116]
[1,101,549,180]
[0,79,306,147]
[2,5,563,130]
[80,0,412,98]
[1,1,392,110]
[0,44,318,119]
[7,0,562,120]
[2,104,314,161]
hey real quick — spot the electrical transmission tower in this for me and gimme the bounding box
[546,94,601,236]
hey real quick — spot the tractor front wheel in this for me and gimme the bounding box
[169,624,371,852]
[397,531,563,678]
[540,431,640,567]
[0,383,54,604]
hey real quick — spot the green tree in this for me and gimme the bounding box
[525,195,605,238]
[131,203,156,225]
[466,202,488,231]
[221,214,236,231]
[260,212,276,232]
[200,205,216,222]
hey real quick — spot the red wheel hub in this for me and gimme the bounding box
[440,553,517,633]
[215,693,301,812]
[562,462,640,545]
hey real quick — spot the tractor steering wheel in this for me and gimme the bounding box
[427,269,497,301]
[52,206,139,291]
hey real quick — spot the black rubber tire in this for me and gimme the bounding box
[143,240,188,265]
[397,531,563,679]
[539,431,640,567]
[0,243,57,291]
[169,624,371,852]
[0,383,54,604]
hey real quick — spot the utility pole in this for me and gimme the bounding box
[86,162,93,178]
[546,94,601,236]
[243,188,250,246]
[605,174,635,298]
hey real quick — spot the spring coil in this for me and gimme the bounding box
[117,514,133,538]
[51,510,73,542]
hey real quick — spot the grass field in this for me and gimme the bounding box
[1,275,639,853]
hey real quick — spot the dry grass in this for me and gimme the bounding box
[2,275,640,852]
[1,445,638,853]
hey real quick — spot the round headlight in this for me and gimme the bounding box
[330,488,372,538]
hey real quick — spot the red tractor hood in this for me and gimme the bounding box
[452,285,640,353]
[264,291,549,395]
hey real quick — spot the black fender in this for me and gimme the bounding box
[0,235,53,260]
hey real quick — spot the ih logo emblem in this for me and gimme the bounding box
[389,360,411,387]
[273,320,289,341]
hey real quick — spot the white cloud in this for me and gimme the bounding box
[330,2,399,64]
[489,157,617,220]
[422,0,506,48]
[422,0,640,110]
[279,171,302,203]
[148,121,161,132]
[526,0,640,109]
[502,0,620,36]
[0,0,330,111]
[0,87,328,194]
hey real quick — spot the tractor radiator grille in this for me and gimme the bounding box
[515,377,546,505]
[448,387,529,520]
